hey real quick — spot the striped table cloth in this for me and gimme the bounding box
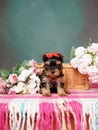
[0,88,98,130]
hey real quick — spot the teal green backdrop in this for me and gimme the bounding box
[0,0,84,68]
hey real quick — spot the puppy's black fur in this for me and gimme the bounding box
[39,52,70,96]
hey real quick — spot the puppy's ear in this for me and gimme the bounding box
[59,54,66,63]
[42,54,48,62]
[61,54,66,59]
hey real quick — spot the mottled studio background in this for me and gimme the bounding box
[0,0,98,69]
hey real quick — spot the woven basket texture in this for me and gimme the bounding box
[63,63,89,90]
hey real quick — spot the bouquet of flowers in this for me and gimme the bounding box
[70,42,98,84]
[0,59,40,94]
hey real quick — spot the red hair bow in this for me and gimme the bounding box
[45,52,60,58]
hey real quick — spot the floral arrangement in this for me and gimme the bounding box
[0,59,40,94]
[70,42,98,84]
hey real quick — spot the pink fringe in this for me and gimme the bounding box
[0,103,9,130]
[37,102,62,130]
[38,103,54,130]
[69,101,83,130]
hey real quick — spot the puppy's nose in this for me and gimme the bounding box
[51,70,55,74]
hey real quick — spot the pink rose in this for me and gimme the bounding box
[0,79,6,89]
[8,74,18,84]
[33,68,41,74]
[29,60,37,67]
[29,67,41,74]
[35,68,41,74]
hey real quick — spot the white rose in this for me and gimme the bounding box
[87,43,98,55]
[87,65,98,76]
[11,85,24,93]
[18,69,31,82]
[81,54,92,65]
[70,57,81,68]
[75,47,86,58]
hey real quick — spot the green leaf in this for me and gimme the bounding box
[21,60,29,69]
[9,64,21,75]
[70,46,75,60]
[0,69,10,80]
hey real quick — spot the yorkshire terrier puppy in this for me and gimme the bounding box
[39,52,70,96]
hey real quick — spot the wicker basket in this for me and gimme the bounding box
[63,63,89,90]
[37,63,89,90]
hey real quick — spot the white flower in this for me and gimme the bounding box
[18,69,31,82]
[10,83,24,93]
[70,42,98,84]
[94,56,98,67]
[70,57,81,68]
[81,54,92,65]
[89,74,98,83]
[87,65,98,76]
[78,63,88,74]
[75,47,86,58]
[30,74,40,89]
[87,43,98,55]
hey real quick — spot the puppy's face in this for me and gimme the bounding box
[42,52,64,78]
[44,59,62,78]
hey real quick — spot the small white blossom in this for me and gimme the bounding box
[75,47,86,58]
[87,43,98,55]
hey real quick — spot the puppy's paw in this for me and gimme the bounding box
[57,87,68,96]
[42,92,51,96]
[41,88,51,96]
[58,92,68,96]
[64,88,71,94]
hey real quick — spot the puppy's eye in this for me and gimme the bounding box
[45,64,49,67]
[44,64,50,70]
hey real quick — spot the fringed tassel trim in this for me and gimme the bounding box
[0,99,97,130]
[9,100,40,130]
[81,101,96,130]
[0,103,9,130]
